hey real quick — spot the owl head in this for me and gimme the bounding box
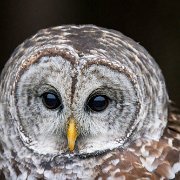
[0,25,168,157]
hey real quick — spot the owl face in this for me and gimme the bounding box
[1,25,168,157]
[15,53,139,155]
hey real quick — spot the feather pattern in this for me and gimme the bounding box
[0,25,179,179]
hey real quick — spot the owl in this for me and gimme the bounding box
[0,25,179,179]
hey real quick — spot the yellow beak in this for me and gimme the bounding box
[67,116,78,152]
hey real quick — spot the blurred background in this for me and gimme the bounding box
[0,0,180,106]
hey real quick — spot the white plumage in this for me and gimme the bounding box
[0,25,179,179]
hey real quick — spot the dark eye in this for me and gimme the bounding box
[86,95,109,112]
[41,92,62,110]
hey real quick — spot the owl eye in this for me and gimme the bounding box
[86,95,109,112]
[41,92,62,110]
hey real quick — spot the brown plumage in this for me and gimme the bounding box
[0,25,179,179]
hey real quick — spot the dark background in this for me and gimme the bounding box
[0,0,180,106]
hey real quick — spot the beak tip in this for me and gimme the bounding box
[68,143,75,152]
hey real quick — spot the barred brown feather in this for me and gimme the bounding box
[0,25,179,179]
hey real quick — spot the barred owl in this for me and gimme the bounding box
[0,25,179,179]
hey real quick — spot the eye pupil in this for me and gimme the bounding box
[87,95,109,112]
[42,92,62,110]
